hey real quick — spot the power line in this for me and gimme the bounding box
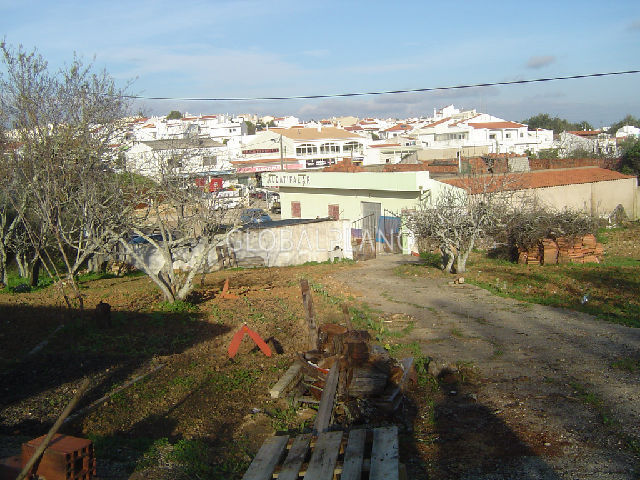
[123,69,640,102]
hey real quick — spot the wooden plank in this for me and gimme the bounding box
[242,435,289,480]
[277,433,312,480]
[341,303,353,330]
[340,429,367,480]
[300,279,318,350]
[370,426,399,480]
[303,431,343,480]
[269,362,303,399]
[313,362,339,434]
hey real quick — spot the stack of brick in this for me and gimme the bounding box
[0,434,96,480]
[518,234,604,265]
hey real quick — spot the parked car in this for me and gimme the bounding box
[129,233,164,244]
[240,208,272,224]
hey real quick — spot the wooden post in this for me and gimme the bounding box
[342,303,353,330]
[300,279,318,351]
[17,378,91,480]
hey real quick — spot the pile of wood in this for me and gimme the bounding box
[518,234,604,265]
[269,280,415,428]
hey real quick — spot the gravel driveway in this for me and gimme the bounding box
[331,254,640,479]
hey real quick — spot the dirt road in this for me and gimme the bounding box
[331,254,640,479]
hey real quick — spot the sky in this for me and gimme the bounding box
[2,0,640,126]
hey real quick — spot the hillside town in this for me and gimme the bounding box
[2,13,640,479]
[118,104,639,183]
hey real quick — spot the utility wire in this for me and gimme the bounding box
[123,69,640,102]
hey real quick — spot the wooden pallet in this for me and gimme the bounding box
[242,426,400,480]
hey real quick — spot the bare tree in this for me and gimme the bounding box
[115,154,239,303]
[406,173,520,274]
[1,43,131,308]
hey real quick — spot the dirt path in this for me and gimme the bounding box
[330,255,640,479]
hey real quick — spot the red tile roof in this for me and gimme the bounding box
[370,143,401,148]
[442,167,634,193]
[384,124,412,132]
[468,121,525,129]
[567,130,602,137]
[422,117,451,128]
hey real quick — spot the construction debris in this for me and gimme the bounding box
[228,324,272,359]
[518,234,604,265]
[218,278,240,299]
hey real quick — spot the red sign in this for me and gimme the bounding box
[209,177,223,192]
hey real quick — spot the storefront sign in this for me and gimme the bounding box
[242,148,279,155]
[263,172,311,186]
[236,164,303,173]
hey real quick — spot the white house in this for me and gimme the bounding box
[415,110,554,155]
[124,138,231,179]
[615,125,640,139]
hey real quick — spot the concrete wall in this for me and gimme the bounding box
[124,220,353,273]
[527,177,638,219]
[417,145,489,161]
[229,219,353,267]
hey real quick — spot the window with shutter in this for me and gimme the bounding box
[291,201,301,218]
[328,204,339,220]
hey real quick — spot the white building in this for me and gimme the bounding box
[415,109,554,155]
[615,125,640,139]
[124,138,231,179]
[232,127,367,173]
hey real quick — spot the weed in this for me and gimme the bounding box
[450,328,464,338]
[208,368,258,393]
[158,300,198,314]
[170,439,212,478]
[493,347,504,357]
[385,341,422,357]
[170,375,198,390]
[570,382,616,426]
[414,356,438,390]
[611,357,640,373]
[269,404,302,432]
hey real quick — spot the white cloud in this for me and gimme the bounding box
[526,55,556,69]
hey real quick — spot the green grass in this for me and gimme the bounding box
[208,368,259,393]
[384,341,422,357]
[1,270,54,293]
[158,300,199,314]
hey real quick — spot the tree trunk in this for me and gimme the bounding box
[16,252,28,278]
[0,244,7,287]
[441,244,454,273]
[30,258,41,287]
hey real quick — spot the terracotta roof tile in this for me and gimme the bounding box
[422,117,451,128]
[567,130,602,137]
[370,143,401,148]
[442,167,634,193]
[468,121,525,129]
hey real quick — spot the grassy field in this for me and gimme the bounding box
[397,222,640,328]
